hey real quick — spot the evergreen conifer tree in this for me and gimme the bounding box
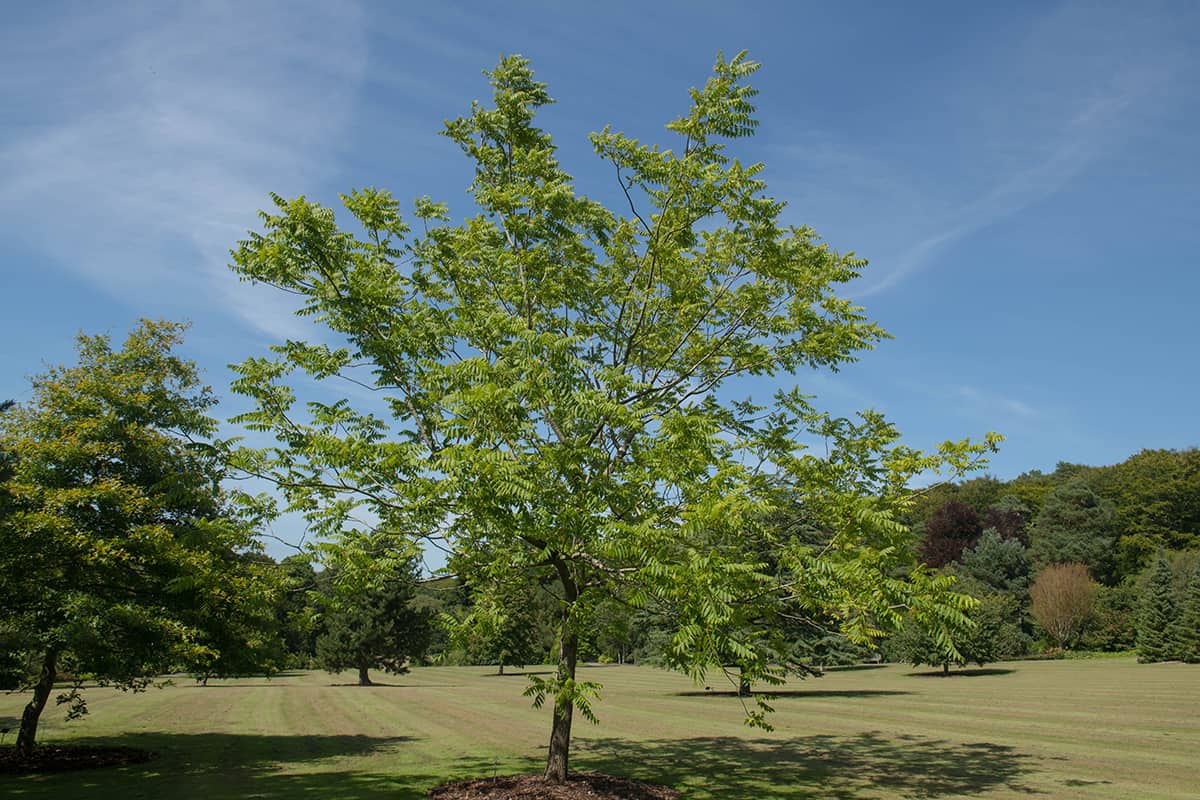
[1176,561,1200,663]
[1137,554,1179,663]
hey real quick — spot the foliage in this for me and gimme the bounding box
[957,528,1030,597]
[227,51,996,780]
[448,578,552,673]
[1136,554,1179,663]
[271,554,323,667]
[983,495,1030,545]
[314,554,431,685]
[188,552,289,683]
[889,589,1023,672]
[1177,560,1200,663]
[0,320,269,753]
[1029,479,1116,579]
[909,450,1200,580]
[919,501,982,568]
[1078,582,1139,652]
[1030,563,1096,650]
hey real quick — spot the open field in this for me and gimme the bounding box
[2,658,1198,799]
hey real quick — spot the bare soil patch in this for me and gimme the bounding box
[427,772,681,799]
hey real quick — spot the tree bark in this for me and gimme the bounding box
[358,664,373,686]
[543,629,578,783]
[16,649,57,756]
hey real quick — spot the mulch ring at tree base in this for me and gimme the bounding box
[0,745,156,774]
[428,772,682,799]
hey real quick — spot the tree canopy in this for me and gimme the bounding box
[228,52,995,781]
[0,320,269,754]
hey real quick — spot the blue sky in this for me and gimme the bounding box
[2,1,1197,546]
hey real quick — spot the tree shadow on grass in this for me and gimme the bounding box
[482,670,555,677]
[3,733,433,800]
[573,732,1043,799]
[675,689,911,699]
[905,668,1015,678]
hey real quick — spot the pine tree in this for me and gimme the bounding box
[1176,561,1200,663]
[1137,554,1179,663]
[314,559,431,685]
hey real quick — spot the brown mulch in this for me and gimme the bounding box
[0,745,156,774]
[427,772,682,799]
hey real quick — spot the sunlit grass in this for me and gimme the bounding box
[3,658,1197,798]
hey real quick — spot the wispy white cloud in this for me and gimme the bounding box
[858,63,1173,297]
[954,385,1037,420]
[0,0,369,339]
[774,2,1189,297]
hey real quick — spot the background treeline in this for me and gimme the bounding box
[250,448,1200,677]
[887,449,1200,666]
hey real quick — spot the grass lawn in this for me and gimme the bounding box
[2,657,1197,799]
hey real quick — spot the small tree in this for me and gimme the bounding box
[1137,554,1179,663]
[0,321,264,755]
[1030,563,1096,650]
[314,555,431,685]
[919,501,983,568]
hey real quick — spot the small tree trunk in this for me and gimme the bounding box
[357,664,373,686]
[16,649,57,756]
[544,630,578,783]
[498,663,505,676]
[942,662,950,676]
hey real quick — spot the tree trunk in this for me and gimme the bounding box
[942,662,950,676]
[544,629,578,783]
[357,664,373,686]
[16,649,57,756]
[498,663,505,676]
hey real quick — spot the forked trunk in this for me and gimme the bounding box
[16,649,57,756]
[544,630,578,783]
[358,664,373,686]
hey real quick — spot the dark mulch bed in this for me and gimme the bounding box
[0,745,156,774]
[428,772,681,799]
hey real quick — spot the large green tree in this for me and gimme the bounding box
[0,321,266,755]
[228,53,994,782]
